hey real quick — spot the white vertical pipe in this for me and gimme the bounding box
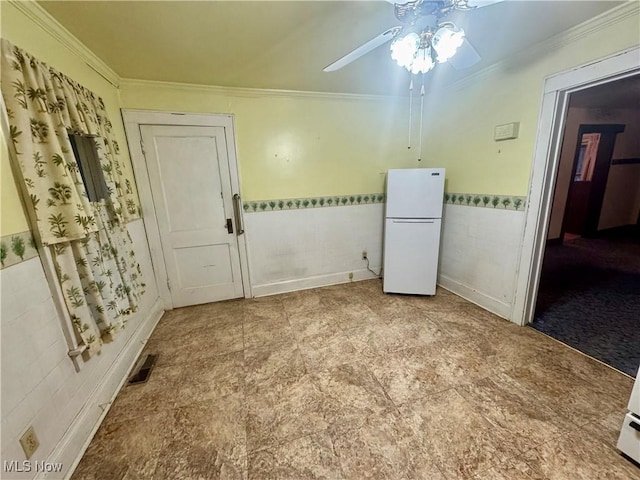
[418,82,425,162]
[408,78,413,150]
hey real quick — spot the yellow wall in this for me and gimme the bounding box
[1,131,29,234]
[417,8,640,196]
[0,1,138,236]
[119,83,420,200]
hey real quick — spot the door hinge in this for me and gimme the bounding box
[166,278,171,290]
[140,139,146,156]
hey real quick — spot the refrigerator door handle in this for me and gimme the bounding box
[391,219,436,224]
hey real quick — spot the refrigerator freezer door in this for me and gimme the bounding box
[386,168,445,219]
[383,218,442,295]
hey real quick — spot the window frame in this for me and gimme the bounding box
[68,134,109,203]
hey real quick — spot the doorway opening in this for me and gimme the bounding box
[530,75,640,377]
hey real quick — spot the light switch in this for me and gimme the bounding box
[494,122,519,141]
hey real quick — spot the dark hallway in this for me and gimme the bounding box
[532,227,640,377]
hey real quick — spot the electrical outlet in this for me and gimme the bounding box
[362,250,367,260]
[20,426,39,459]
[348,272,354,281]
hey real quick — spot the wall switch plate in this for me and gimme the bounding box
[20,426,39,459]
[494,122,519,141]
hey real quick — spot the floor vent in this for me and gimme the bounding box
[128,354,158,385]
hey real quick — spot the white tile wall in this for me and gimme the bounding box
[1,256,76,479]
[439,204,525,318]
[244,204,384,296]
[0,219,160,480]
[244,202,525,319]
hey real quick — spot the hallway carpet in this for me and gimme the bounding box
[532,231,640,377]
[71,280,637,479]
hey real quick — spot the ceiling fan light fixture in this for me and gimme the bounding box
[390,32,419,69]
[432,24,465,63]
[410,46,435,74]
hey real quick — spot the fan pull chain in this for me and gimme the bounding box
[418,78,425,162]
[408,78,413,150]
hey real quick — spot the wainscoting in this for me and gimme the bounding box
[438,204,526,319]
[245,203,385,297]
[0,220,161,479]
[243,199,526,321]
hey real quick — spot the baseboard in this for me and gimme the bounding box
[39,296,164,480]
[252,267,381,297]
[437,274,513,321]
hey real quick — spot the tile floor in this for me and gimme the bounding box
[72,280,640,479]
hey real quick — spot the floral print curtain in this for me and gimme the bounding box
[52,202,145,355]
[1,39,144,356]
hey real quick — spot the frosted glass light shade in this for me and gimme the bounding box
[390,32,419,69]
[432,26,465,63]
[411,47,435,74]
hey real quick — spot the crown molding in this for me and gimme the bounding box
[118,78,401,103]
[444,1,640,93]
[8,0,121,88]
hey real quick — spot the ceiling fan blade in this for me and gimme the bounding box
[448,37,481,70]
[323,26,402,72]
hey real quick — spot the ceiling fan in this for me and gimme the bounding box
[323,0,503,75]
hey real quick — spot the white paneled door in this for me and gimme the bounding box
[140,124,245,307]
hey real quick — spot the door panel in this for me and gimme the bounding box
[563,125,624,237]
[173,244,233,288]
[383,218,441,295]
[153,135,225,232]
[564,182,591,234]
[141,124,244,307]
[386,168,445,219]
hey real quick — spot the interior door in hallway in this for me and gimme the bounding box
[563,124,625,237]
[140,124,244,307]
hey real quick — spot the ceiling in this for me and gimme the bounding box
[39,1,622,96]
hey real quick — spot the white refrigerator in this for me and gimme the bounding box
[383,168,445,295]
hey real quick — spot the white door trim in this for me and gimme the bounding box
[511,46,640,326]
[122,110,252,309]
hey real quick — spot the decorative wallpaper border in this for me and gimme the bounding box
[0,194,526,268]
[243,193,386,212]
[244,192,527,213]
[0,231,39,270]
[0,218,144,270]
[444,193,527,211]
